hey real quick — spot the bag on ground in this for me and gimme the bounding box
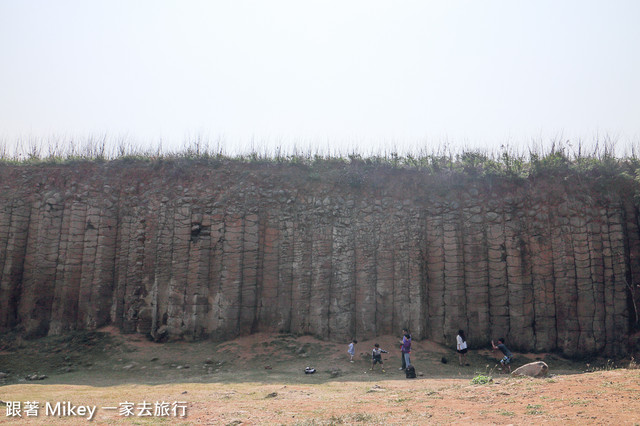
[405,365,416,379]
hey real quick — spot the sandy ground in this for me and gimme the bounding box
[1,330,639,425]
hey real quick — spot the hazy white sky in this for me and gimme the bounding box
[1,1,639,155]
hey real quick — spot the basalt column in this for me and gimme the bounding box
[0,162,637,356]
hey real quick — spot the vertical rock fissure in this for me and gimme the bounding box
[569,221,582,355]
[253,215,266,334]
[40,194,66,336]
[548,209,560,352]
[352,224,357,340]
[0,201,12,287]
[0,201,15,329]
[623,200,640,330]
[287,216,295,334]
[459,206,469,341]
[88,204,107,329]
[372,234,379,338]
[110,200,127,328]
[587,214,603,351]
[501,208,511,342]
[483,214,493,345]
[236,214,246,335]
[150,202,168,337]
[327,223,334,340]
[306,220,313,336]
[620,203,636,330]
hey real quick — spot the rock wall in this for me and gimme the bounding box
[0,160,638,356]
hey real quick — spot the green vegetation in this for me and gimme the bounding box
[300,412,379,425]
[1,137,639,186]
[585,359,623,373]
[471,374,493,385]
[525,404,545,415]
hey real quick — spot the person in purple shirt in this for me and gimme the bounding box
[399,328,412,370]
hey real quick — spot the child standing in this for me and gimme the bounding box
[347,339,357,362]
[491,338,513,373]
[456,329,469,366]
[370,343,388,372]
[399,329,412,370]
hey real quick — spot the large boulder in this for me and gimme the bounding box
[511,361,549,377]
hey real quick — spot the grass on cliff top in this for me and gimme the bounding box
[2,136,640,183]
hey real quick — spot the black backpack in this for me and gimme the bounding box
[405,365,416,379]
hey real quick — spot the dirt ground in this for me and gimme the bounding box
[1,329,639,425]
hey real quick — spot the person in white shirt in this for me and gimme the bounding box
[347,339,357,362]
[456,329,469,366]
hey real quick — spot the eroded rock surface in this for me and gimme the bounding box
[0,160,638,356]
[511,361,549,377]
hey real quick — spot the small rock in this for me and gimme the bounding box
[204,358,214,364]
[123,364,135,370]
[26,374,47,381]
[367,385,386,393]
[0,372,9,379]
[265,392,278,398]
[154,325,168,342]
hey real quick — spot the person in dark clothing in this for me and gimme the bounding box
[370,343,387,372]
[491,337,513,373]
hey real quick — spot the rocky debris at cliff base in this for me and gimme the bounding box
[0,329,629,387]
[25,374,47,381]
[153,326,168,342]
[0,330,121,384]
[329,369,342,378]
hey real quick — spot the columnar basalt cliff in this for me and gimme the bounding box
[1,160,639,356]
